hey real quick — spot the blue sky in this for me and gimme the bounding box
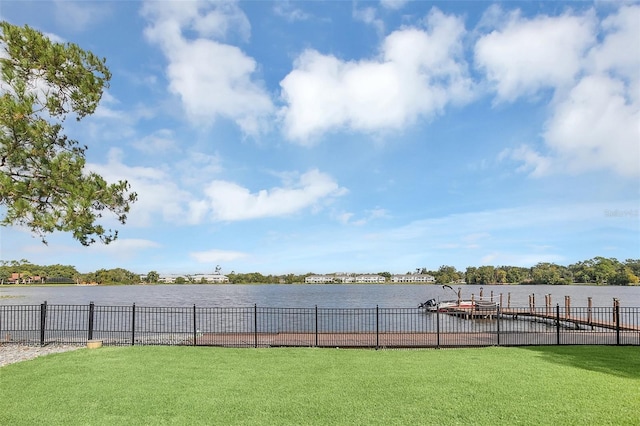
[0,1,638,275]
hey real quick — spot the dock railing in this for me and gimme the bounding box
[1,302,638,348]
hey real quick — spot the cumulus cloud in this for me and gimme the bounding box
[87,149,203,227]
[88,148,345,227]
[204,169,347,221]
[279,8,475,143]
[475,8,596,102]
[587,5,640,79]
[141,0,273,135]
[544,74,639,177]
[486,5,639,178]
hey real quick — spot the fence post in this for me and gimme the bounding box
[375,305,379,350]
[615,302,620,346]
[40,301,47,346]
[436,307,440,349]
[496,304,501,346]
[556,304,560,345]
[88,302,95,341]
[254,304,258,349]
[193,304,197,346]
[315,305,318,348]
[131,303,136,346]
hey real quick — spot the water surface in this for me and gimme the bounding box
[1,284,638,308]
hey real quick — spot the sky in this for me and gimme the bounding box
[0,0,638,275]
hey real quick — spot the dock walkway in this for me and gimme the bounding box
[498,308,640,332]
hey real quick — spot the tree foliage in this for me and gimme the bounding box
[79,267,139,285]
[145,270,160,284]
[0,259,78,283]
[0,22,136,245]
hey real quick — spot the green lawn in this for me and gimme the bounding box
[1,346,638,425]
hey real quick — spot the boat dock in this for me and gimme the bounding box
[439,293,640,332]
[498,308,640,331]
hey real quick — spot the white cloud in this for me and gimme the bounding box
[87,149,202,227]
[133,129,179,154]
[204,169,347,221]
[499,145,552,177]
[380,0,408,10]
[142,0,250,42]
[543,74,639,177]
[87,149,345,227]
[475,8,596,102]
[142,0,273,135]
[336,207,389,226]
[495,6,640,178]
[273,0,310,22]
[190,249,248,263]
[353,6,385,35]
[279,8,475,142]
[588,4,640,87]
[177,151,223,187]
[53,0,111,32]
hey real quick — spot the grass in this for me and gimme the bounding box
[1,346,639,425]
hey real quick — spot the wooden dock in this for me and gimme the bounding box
[433,290,640,331]
[438,305,640,332]
[498,308,640,332]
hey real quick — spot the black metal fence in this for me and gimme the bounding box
[1,302,638,348]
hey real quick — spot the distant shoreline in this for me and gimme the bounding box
[1,282,634,287]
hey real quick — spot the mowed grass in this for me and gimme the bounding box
[1,346,639,425]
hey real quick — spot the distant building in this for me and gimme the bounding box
[355,274,386,283]
[305,275,334,284]
[157,275,177,284]
[192,274,229,283]
[305,274,386,283]
[156,274,229,284]
[6,273,45,284]
[391,274,435,283]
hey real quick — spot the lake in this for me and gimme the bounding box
[1,284,639,308]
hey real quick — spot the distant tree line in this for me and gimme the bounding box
[1,257,638,285]
[416,257,640,286]
[0,261,140,285]
[0,260,79,284]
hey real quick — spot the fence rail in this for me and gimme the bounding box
[1,302,638,348]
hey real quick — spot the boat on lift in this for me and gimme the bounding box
[418,285,497,312]
[418,298,476,312]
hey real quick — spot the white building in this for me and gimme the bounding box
[305,274,386,283]
[355,274,386,283]
[305,275,334,284]
[192,274,229,283]
[391,274,436,283]
[156,274,229,284]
